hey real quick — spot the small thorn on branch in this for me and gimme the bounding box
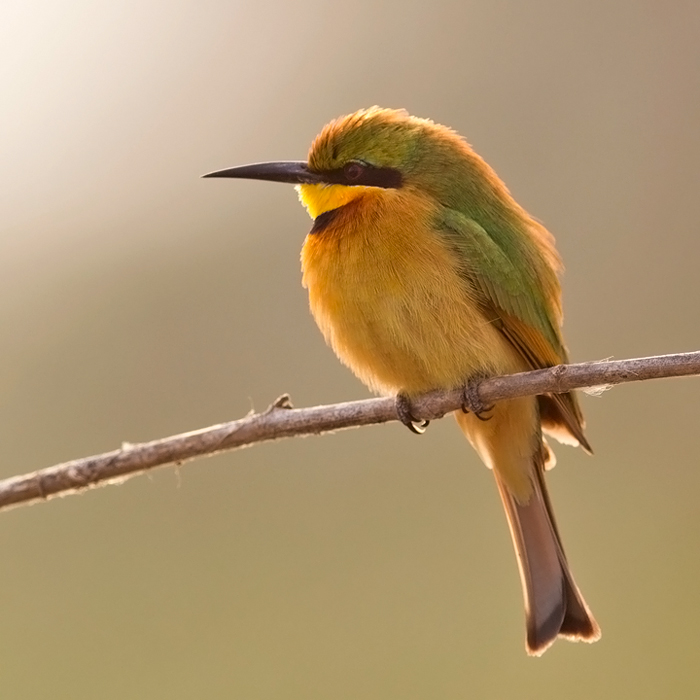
[267,393,294,412]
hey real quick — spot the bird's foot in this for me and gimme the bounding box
[461,378,494,421]
[395,393,430,434]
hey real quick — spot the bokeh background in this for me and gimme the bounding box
[2,1,699,698]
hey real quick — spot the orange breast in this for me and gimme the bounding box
[300,187,522,396]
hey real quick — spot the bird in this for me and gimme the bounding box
[204,107,601,655]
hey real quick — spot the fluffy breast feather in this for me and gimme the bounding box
[300,188,524,395]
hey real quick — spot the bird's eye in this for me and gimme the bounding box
[343,161,365,181]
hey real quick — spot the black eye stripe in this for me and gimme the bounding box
[320,164,403,189]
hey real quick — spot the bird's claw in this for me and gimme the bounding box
[395,394,430,434]
[461,379,494,421]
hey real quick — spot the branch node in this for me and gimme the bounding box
[36,474,48,501]
[551,363,567,392]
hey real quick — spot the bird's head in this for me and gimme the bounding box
[204,107,490,219]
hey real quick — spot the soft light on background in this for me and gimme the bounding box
[1,1,699,697]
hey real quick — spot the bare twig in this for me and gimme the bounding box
[0,351,698,513]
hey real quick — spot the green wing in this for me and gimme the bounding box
[437,208,591,452]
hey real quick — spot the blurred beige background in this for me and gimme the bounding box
[1,1,699,698]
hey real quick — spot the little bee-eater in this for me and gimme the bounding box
[205,107,600,655]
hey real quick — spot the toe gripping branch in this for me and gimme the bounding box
[395,394,430,434]
[461,378,494,421]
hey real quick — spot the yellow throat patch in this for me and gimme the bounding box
[296,183,370,219]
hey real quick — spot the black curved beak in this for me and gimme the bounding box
[202,161,323,185]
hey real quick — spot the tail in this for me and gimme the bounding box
[456,398,600,655]
[494,459,600,655]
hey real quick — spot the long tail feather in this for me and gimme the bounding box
[456,399,599,655]
[494,458,600,655]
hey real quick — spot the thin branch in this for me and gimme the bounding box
[1,351,698,513]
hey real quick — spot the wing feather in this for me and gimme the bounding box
[437,209,590,452]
